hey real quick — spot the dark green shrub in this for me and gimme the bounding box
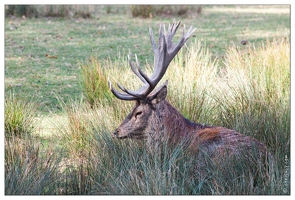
[130,5,202,18]
[5,5,38,18]
[131,5,153,18]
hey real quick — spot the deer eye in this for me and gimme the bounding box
[135,111,142,118]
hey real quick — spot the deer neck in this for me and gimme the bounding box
[147,100,203,146]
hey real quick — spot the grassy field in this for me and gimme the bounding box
[5,5,290,195]
[5,5,289,113]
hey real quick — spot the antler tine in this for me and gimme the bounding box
[108,80,138,101]
[128,55,147,84]
[108,57,145,101]
[110,53,154,100]
[185,25,197,39]
[168,24,196,58]
[149,27,157,53]
[165,21,181,50]
[117,82,144,98]
[158,22,165,49]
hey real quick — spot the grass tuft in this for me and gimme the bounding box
[5,129,60,194]
[5,93,37,138]
[80,56,114,107]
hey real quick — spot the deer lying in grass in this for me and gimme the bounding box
[108,21,270,177]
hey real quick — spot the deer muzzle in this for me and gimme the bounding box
[112,129,128,139]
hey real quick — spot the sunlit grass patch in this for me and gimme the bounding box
[5,93,37,138]
[216,38,290,154]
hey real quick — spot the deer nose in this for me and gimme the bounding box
[113,129,119,137]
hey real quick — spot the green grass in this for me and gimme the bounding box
[5,5,290,113]
[4,5,290,195]
[5,93,37,138]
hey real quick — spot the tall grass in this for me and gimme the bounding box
[55,104,278,194]
[165,40,218,123]
[5,135,61,194]
[217,38,290,159]
[80,56,114,107]
[5,93,36,138]
[5,96,60,194]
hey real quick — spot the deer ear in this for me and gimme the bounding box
[148,81,168,105]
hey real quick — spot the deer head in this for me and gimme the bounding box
[108,21,196,140]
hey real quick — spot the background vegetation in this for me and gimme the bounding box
[5,5,290,195]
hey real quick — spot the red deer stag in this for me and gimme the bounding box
[108,21,269,171]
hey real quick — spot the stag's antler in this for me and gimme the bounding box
[109,21,196,101]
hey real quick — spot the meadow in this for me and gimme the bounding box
[4,5,290,195]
